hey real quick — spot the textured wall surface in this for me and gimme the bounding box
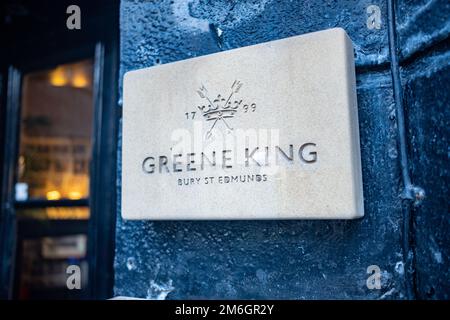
[398,0,450,298]
[115,0,449,299]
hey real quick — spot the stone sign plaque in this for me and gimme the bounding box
[122,28,364,220]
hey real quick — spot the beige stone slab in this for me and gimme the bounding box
[122,27,364,220]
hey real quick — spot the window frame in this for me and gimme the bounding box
[0,33,118,300]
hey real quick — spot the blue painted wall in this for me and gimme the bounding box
[115,0,449,299]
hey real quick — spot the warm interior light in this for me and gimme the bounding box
[49,67,68,87]
[71,73,88,88]
[68,191,82,200]
[46,190,61,200]
[46,207,89,219]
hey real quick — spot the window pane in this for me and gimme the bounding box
[17,60,93,200]
[17,234,88,299]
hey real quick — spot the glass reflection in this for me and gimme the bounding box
[17,60,93,200]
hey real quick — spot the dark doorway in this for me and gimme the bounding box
[0,0,119,299]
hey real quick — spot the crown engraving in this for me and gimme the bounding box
[196,80,256,139]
